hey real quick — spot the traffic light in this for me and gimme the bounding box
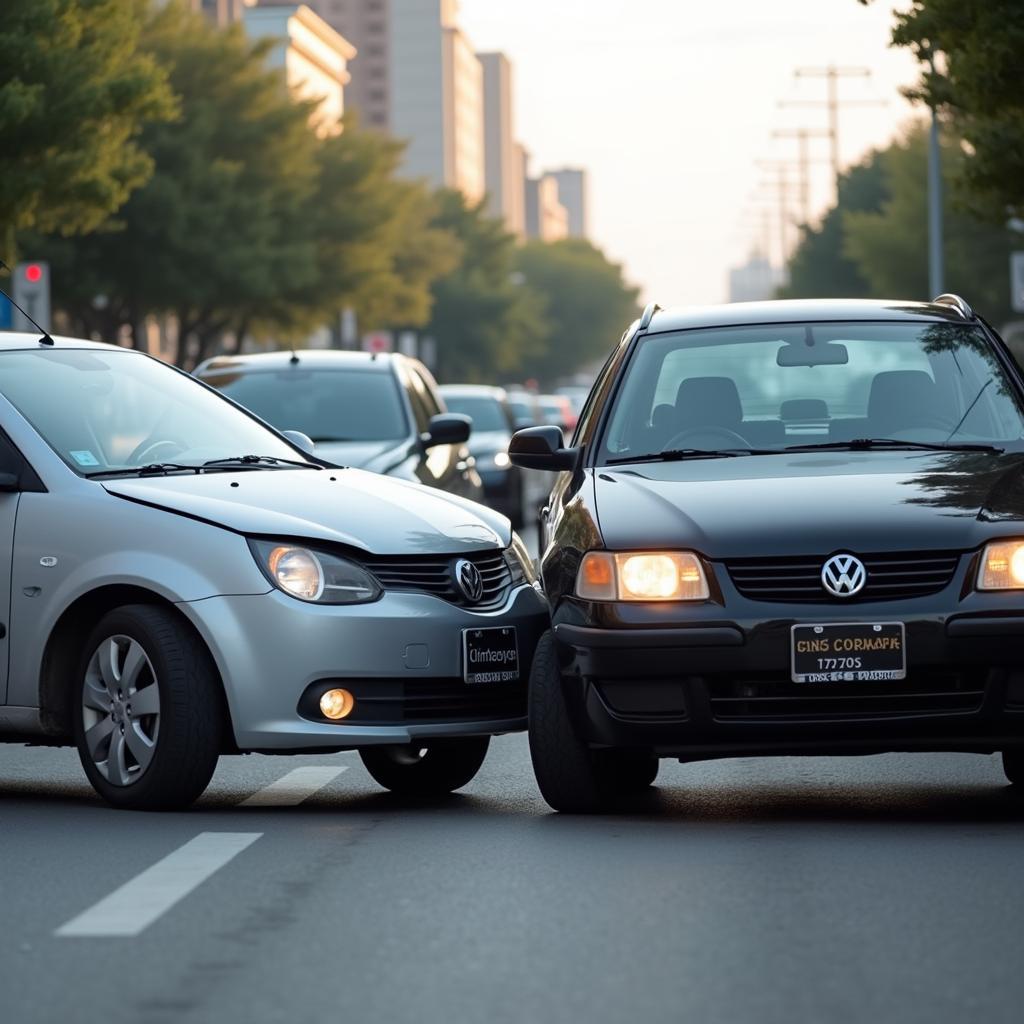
[12,261,50,333]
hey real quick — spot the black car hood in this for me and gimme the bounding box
[593,450,1024,558]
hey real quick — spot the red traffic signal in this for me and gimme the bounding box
[24,264,43,284]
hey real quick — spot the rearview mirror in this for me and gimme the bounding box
[509,426,579,471]
[424,413,471,448]
[777,342,849,367]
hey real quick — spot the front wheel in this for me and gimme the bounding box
[359,737,490,796]
[74,605,223,810]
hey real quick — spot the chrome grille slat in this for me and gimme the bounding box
[361,550,512,609]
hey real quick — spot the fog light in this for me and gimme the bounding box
[319,688,355,720]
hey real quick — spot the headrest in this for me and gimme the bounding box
[781,398,829,421]
[867,370,937,424]
[674,376,743,428]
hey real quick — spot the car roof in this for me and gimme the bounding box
[0,331,131,352]
[438,384,508,400]
[195,349,403,375]
[645,298,973,334]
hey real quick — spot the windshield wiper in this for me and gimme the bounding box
[201,454,321,469]
[782,438,1004,454]
[86,463,202,479]
[605,448,769,465]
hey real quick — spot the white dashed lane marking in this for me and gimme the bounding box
[56,832,262,938]
[238,765,347,807]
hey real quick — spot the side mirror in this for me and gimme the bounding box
[508,426,579,471]
[0,472,20,493]
[423,413,471,449]
[281,430,316,455]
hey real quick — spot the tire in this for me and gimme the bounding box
[1002,749,1024,785]
[528,630,611,812]
[359,737,490,796]
[73,604,223,810]
[597,749,659,794]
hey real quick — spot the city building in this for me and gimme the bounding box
[188,0,252,25]
[727,251,785,303]
[547,167,588,239]
[244,3,356,134]
[478,52,524,236]
[524,174,569,242]
[304,0,485,202]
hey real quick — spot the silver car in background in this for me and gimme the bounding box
[0,333,546,809]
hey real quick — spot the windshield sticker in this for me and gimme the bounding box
[70,450,100,467]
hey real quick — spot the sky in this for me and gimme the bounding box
[459,0,923,305]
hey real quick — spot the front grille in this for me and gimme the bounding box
[361,549,513,609]
[305,679,525,724]
[708,670,985,721]
[725,550,962,603]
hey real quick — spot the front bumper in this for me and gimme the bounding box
[180,583,547,751]
[552,588,1024,759]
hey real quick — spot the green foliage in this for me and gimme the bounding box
[0,0,173,260]
[515,239,640,384]
[864,0,1024,218]
[842,123,1021,321]
[416,191,547,382]
[779,154,888,299]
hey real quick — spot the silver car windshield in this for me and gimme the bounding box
[600,322,1024,463]
[0,348,308,475]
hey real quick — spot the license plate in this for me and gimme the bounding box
[462,627,520,684]
[791,622,906,683]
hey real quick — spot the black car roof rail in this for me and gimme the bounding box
[638,302,662,332]
[932,293,975,320]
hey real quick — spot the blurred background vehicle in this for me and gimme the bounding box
[503,388,544,431]
[195,350,483,502]
[536,393,576,439]
[439,384,526,527]
[555,384,591,427]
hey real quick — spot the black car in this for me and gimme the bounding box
[195,350,483,502]
[511,296,1024,812]
[439,384,525,526]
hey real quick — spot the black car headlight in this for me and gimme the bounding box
[250,540,381,604]
[506,532,537,585]
[576,550,709,602]
[978,540,1024,591]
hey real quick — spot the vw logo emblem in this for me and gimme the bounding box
[453,558,485,603]
[821,553,867,598]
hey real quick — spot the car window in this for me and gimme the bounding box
[0,349,304,474]
[405,368,441,433]
[204,368,408,443]
[442,395,510,433]
[600,322,1024,460]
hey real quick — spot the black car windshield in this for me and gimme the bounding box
[204,367,409,443]
[442,395,509,433]
[599,322,1024,464]
[0,348,307,475]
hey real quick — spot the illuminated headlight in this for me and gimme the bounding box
[249,540,381,604]
[492,451,511,469]
[506,531,537,585]
[978,540,1024,590]
[577,551,709,602]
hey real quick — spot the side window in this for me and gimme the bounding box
[411,368,443,418]
[0,429,43,491]
[403,368,433,433]
[573,337,629,447]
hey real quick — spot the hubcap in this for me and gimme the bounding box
[81,635,160,787]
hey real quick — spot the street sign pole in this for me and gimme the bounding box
[1011,251,1024,315]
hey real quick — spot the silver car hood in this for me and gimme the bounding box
[102,468,509,555]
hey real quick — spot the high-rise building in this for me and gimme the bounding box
[727,251,784,303]
[244,3,356,134]
[547,167,588,239]
[524,175,568,242]
[478,52,524,236]
[304,0,485,202]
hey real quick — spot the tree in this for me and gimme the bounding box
[842,123,1022,321]
[861,0,1024,218]
[779,153,887,299]
[413,191,547,382]
[515,239,639,385]
[0,0,173,261]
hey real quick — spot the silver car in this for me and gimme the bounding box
[0,333,546,809]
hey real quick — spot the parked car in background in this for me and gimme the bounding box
[504,388,544,431]
[195,350,483,503]
[440,384,525,527]
[555,384,590,427]
[0,333,546,809]
[537,394,576,439]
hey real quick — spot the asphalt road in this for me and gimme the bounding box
[3,734,1024,1024]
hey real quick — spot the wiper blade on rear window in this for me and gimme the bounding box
[86,463,201,478]
[201,454,321,469]
[782,438,1004,454]
[605,448,769,465]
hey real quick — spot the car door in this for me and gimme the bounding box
[0,430,26,704]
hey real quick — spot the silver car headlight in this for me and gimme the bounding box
[506,531,537,585]
[249,540,381,604]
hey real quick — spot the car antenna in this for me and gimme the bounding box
[0,259,54,346]
[289,345,300,365]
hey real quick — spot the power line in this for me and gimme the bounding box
[771,127,830,225]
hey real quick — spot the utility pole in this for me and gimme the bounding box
[926,49,944,296]
[771,127,829,224]
[757,162,799,273]
[780,66,886,196]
